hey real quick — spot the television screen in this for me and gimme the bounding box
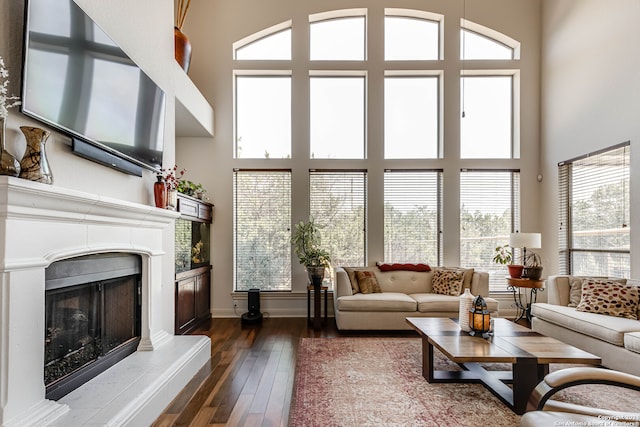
[21,0,166,173]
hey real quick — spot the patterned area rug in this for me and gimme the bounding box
[289,337,639,427]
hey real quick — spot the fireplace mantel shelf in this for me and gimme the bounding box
[0,176,179,228]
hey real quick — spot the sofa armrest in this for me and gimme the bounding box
[335,267,354,299]
[469,271,490,296]
[546,275,572,306]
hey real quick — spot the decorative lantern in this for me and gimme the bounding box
[469,295,491,337]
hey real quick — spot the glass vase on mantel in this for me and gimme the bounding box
[19,126,53,184]
[167,189,178,210]
[0,118,21,177]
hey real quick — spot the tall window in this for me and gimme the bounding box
[558,143,630,277]
[460,170,520,291]
[310,75,366,159]
[234,170,292,291]
[384,75,440,159]
[384,170,443,264]
[309,171,367,270]
[231,9,523,293]
[460,75,513,159]
[234,75,291,159]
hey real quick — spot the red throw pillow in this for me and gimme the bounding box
[376,263,431,272]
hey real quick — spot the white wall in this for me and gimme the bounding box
[540,0,640,276]
[178,0,542,317]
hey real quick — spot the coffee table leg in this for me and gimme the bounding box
[422,338,435,382]
[512,359,544,414]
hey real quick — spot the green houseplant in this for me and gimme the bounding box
[493,244,523,279]
[291,218,331,286]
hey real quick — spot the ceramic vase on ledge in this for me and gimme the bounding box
[0,118,21,177]
[19,126,53,184]
[174,27,192,73]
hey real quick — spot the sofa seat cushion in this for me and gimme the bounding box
[337,292,417,312]
[411,293,500,313]
[411,293,461,312]
[625,332,640,354]
[532,303,640,346]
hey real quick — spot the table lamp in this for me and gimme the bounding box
[509,232,541,265]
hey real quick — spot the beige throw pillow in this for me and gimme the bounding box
[435,267,474,294]
[355,270,382,294]
[343,267,361,294]
[569,277,626,307]
[432,269,464,296]
[576,279,639,320]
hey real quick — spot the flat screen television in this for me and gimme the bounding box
[21,0,166,176]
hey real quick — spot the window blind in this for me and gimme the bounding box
[460,170,520,292]
[384,170,443,264]
[309,170,367,273]
[234,170,292,291]
[558,143,630,277]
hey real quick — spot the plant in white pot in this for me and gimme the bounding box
[291,218,331,287]
[493,244,523,279]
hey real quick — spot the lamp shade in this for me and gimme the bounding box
[509,232,541,249]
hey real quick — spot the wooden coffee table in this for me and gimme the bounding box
[406,317,602,414]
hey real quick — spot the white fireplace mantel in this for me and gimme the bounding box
[0,177,210,427]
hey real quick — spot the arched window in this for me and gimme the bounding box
[231,8,523,292]
[233,21,291,60]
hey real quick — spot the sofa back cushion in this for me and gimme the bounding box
[343,266,433,294]
[575,279,639,320]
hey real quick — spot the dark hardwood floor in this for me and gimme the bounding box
[152,317,414,427]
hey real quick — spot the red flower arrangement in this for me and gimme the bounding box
[160,165,186,190]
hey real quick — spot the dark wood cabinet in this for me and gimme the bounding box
[175,193,213,335]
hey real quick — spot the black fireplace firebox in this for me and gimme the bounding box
[44,253,142,400]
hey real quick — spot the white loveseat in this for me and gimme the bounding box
[334,265,498,330]
[531,275,640,376]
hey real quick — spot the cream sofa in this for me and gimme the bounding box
[334,266,498,330]
[531,275,640,376]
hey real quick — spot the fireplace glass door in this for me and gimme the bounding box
[44,253,141,400]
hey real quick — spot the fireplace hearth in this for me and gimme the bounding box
[44,253,142,400]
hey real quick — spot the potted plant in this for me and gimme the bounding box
[523,251,543,280]
[493,244,523,279]
[291,218,331,287]
[194,183,206,199]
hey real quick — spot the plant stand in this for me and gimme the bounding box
[307,284,328,330]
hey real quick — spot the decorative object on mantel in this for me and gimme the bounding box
[174,0,193,73]
[0,55,22,177]
[0,118,20,177]
[160,165,185,210]
[458,288,474,332]
[153,175,167,209]
[19,126,53,184]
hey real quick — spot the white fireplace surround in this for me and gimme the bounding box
[0,177,211,427]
